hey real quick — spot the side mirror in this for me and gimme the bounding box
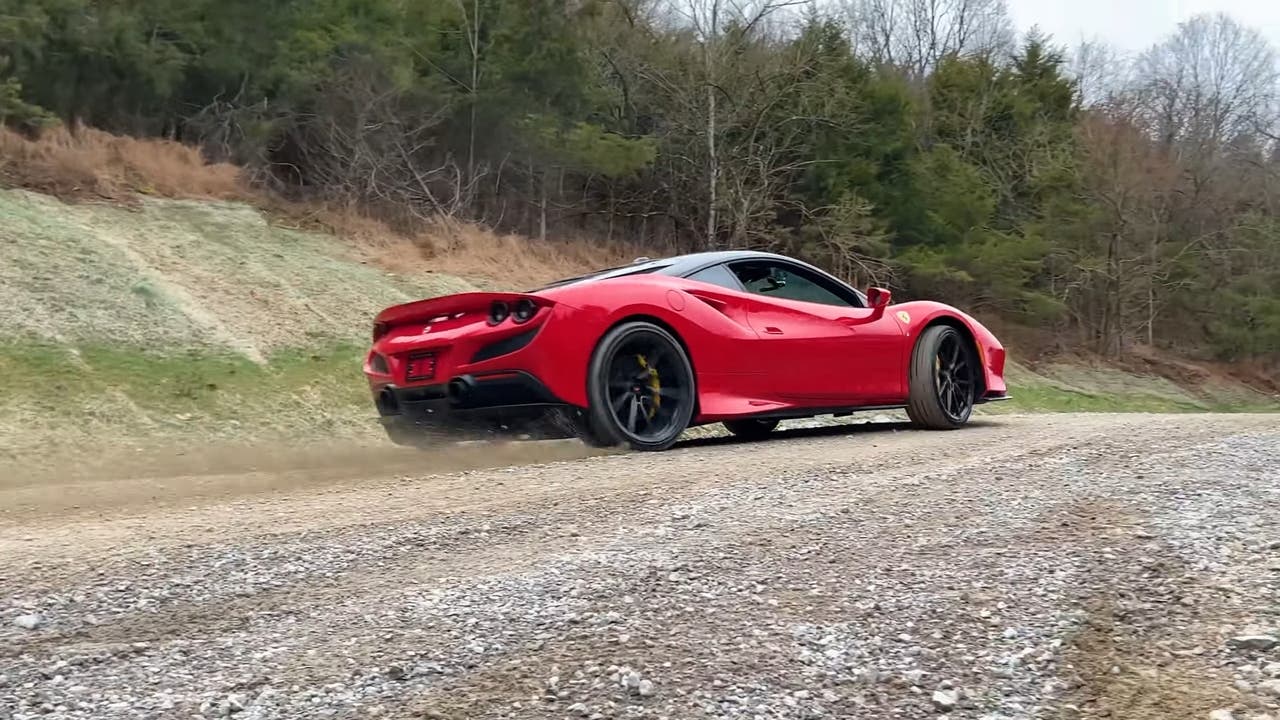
[866,287,892,308]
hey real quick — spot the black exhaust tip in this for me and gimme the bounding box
[376,387,400,416]
[447,375,476,406]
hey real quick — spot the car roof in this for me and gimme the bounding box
[653,250,800,276]
[533,250,809,290]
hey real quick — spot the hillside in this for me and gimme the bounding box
[0,187,465,457]
[1,185,1275,463]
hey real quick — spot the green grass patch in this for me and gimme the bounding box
[988,358,1280,414]
[2,341,366,410]
[984,377,1280,414]
[0,341,378,449]
[988,383,1207,413]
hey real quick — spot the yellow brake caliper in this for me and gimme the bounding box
[636,354,661,419]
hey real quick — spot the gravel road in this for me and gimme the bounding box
[2,413,1278,720]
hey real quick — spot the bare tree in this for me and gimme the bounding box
[843,0,1014,75]
[454,0,483,188]
[1132,12,1278,153]
[1062,20,1280,356]
[1069,38,1133,109]
[666,0,811,248]
[290,54,464,224]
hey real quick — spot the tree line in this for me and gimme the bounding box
[1,0,1277,362]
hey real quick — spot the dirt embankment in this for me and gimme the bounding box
[0,184,653,457]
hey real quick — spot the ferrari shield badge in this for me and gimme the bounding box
[895,310,911,324]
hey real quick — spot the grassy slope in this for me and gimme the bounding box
[0,188,1274,456]
[0,188,473,455]
[988,361,1278,414]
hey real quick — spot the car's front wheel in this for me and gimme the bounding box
[906,324,977,430]
[586,321,696,451]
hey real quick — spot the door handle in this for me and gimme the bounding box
[763,326,783,334]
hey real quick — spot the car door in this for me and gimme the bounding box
[723,259,907,404]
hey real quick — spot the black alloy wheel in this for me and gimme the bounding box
[906,325,977,429]
[586,321,696,451]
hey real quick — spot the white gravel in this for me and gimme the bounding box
[1,413,1278,720]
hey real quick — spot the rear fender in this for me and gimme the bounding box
[534,277,768,411]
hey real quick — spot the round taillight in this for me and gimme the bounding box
[512,299,537,323]
[488,301,510,325]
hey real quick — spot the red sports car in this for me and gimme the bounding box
[364,251,1009,451]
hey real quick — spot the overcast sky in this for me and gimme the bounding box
[1004,0,1280,54]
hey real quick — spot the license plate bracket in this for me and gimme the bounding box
[405,351,437,381]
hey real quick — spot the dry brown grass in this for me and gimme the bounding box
[0,124,636,288]
[275,200,642,289]
[0,124,244,201]
[426,224,644,289]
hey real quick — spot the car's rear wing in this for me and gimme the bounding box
[372,292,552,341]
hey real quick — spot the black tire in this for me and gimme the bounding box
[723,418,780,440]
[547,407,615,448]
[906,324,977,430]
[585,321,696,451]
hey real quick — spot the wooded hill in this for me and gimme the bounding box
[1,0,1277,367]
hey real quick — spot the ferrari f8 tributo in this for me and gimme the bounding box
[364,250,1009,451]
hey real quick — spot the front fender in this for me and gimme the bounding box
[894,301,1007,398]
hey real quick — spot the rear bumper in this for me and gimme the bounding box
[372,371,579,445]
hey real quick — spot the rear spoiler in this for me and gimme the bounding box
[372,292,551,339]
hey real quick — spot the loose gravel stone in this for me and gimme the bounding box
[932,689,959,711]
[1230,636,1279,652]
[11,613,42,630]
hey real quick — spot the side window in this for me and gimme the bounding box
[686,263,743,291]
[728,261,861,308]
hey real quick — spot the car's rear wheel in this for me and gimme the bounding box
[906,324,977,430]
[586,321,696,451]
[723,418,779,440]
